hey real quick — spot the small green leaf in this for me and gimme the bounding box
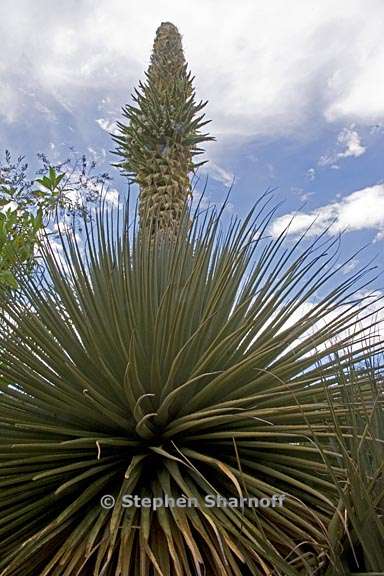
[0,269,18,288]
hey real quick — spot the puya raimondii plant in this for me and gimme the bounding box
[0,22,383,576]
[0,194,383,576]
[113,21,214,238]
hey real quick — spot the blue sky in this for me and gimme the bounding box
[1,0,383,295]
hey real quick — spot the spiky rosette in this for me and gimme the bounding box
[113,22,213,237]
[0,197,382,575]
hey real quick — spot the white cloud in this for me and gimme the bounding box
[341,258,360,274]
[318,126,365,167]
[374,230,384,243]
[300,291,384,350]
[291,187,314,202]
[103,188,120,206]
[0,84,21,123]
[270,184,384,238]
[204,161,234,187]
[337,127,365,158]
[0,0,384,136]
[50,221,83,249]
[87,146,107,162]
[326,290,384,348]
[307,168,316,181]
[96,118,119,135]
[326,43,384,122]
[266,288,384,356]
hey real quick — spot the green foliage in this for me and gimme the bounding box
[0,151,111,291]
[0,207,42,286]
[0,165,60,290]
[0,19,383,576]
[0,198,382,575]
[320,363,384,575]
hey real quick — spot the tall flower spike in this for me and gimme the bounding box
[113,22,214,237]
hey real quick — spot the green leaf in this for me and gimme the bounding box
[0,269,18,288]
[0,196,382,575]
[54,172,65,187]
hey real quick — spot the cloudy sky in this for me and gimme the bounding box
[1,0,384,289]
